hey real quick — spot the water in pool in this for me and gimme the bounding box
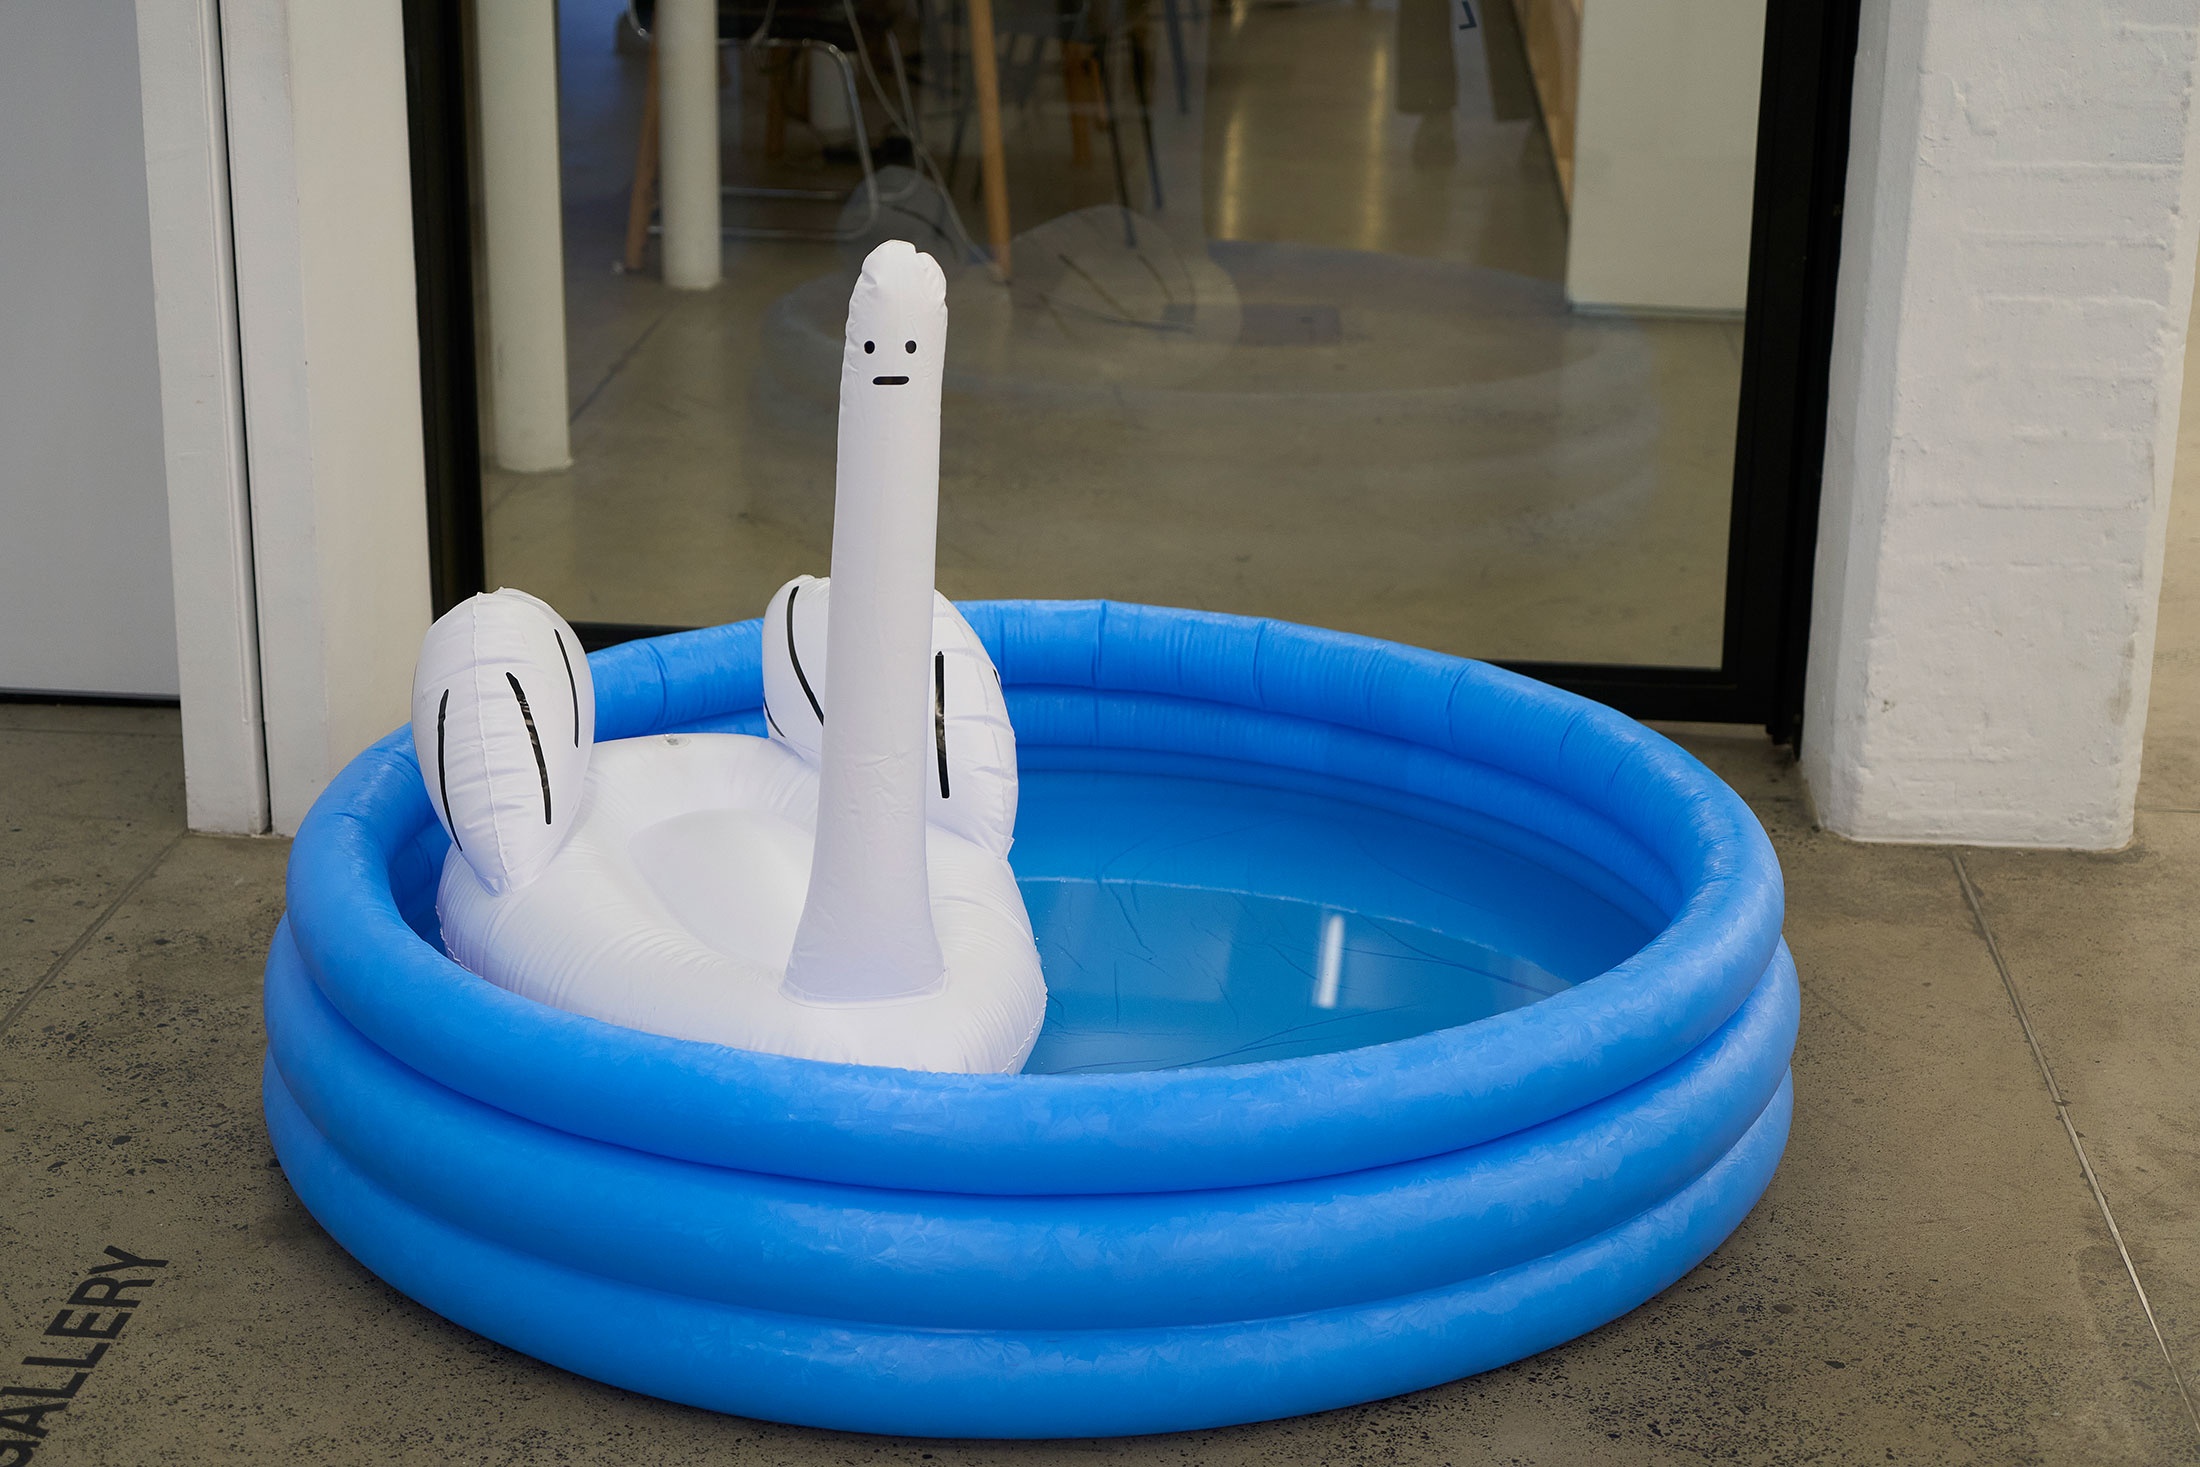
[1011,769,1656,1074]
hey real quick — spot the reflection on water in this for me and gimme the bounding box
[1010,766,1653,1074]
[1022,880,1573,1073]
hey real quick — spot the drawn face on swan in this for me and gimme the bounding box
[842,241,948,404]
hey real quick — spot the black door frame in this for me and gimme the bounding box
[402,0,485,620]
[403,0,1862,742]
[1501,0,1862,740]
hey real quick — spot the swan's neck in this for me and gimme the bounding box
[780,359,947,1004]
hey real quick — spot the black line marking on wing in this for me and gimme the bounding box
[555,630,579,746]
[507,673,553,824]
[436,688,461,851]
[787,581,824,725]
[934,651,951,799]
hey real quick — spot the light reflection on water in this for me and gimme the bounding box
[1022,880,1573,1074]
[1010,769,1651,1075]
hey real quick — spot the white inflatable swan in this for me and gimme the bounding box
[410,243,1047,1073]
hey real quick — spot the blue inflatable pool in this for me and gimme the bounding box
[265,601,1794,1438]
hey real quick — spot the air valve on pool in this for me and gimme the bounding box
[265,242,1796,1438]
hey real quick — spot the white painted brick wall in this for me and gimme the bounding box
[1804,0,2200,848]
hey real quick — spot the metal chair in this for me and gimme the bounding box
[941,0,1163,217]
[623,0,906,256]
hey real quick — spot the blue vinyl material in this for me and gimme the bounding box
[265,1061,1791,1439]
[265,920,1795,1330]
[267,601,1794,1437]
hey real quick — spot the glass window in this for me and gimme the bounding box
[475,0,1768,668]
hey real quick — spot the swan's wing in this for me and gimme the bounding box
[410,587,594,893]
[760,576,1019,856]
[926,595,1018,857]
[761,574,830,764]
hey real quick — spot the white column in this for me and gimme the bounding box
[1804,0,2200,849]
[135,0,269,832]
[221,0,433,835]
[476,0,572,471]
[657,0,722,290]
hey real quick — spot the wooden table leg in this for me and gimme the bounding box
[966,0,1013,279]
[623,37,661,274]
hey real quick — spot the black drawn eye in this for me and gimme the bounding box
[864,341,875,354]
[905,340,917,353]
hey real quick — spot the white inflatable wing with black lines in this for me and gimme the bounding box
[411,588,595,893]
[761,576,1019,858]
[759,574,831,760]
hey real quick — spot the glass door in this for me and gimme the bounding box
[405,0,1860,734]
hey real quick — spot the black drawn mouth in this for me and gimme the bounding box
[872,375,910,385]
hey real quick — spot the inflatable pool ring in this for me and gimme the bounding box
[266,242,1794,1438]
[414,243,1044,1072]
[268,598,1793,1438]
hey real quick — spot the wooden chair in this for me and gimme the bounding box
[622,0,889,263]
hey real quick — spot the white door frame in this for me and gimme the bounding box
[136,0,432,836]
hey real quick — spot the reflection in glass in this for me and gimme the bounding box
[478,0,1764,667]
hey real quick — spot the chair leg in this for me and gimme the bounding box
[885,31,927,156]
[1129,28,1163,210]
[967,0,1014,276]
[624,36,662,273]
[1162,0,1189,113]
[766,51,790,158]
[1093,41,1135,242]
[947,89,971,190]
[823,43,882,238]
[1062,41,1094,166]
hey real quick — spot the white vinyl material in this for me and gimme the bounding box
[420,243,1046,1073]
[763,579,1020,860]
[436,731,1044,1071]
[411,588,595,895]
[784,248,955,1005]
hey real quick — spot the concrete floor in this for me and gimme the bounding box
[485,0,1744,667]
[6,421,2200,1461]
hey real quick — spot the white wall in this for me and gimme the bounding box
[0,0,177,698]
[1566,0,1766,315]
[1805,0,2200,849]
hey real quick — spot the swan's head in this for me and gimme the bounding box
[843,240,948,399]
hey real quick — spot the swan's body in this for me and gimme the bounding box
[412,244,1047,1073]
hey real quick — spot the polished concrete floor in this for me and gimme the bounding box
[6,372,2200,1459]
[486,0,1744,667]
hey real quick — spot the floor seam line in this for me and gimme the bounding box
[1952,849,2200,1445]
[0,830,185,1042]
[568,309,669,428]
